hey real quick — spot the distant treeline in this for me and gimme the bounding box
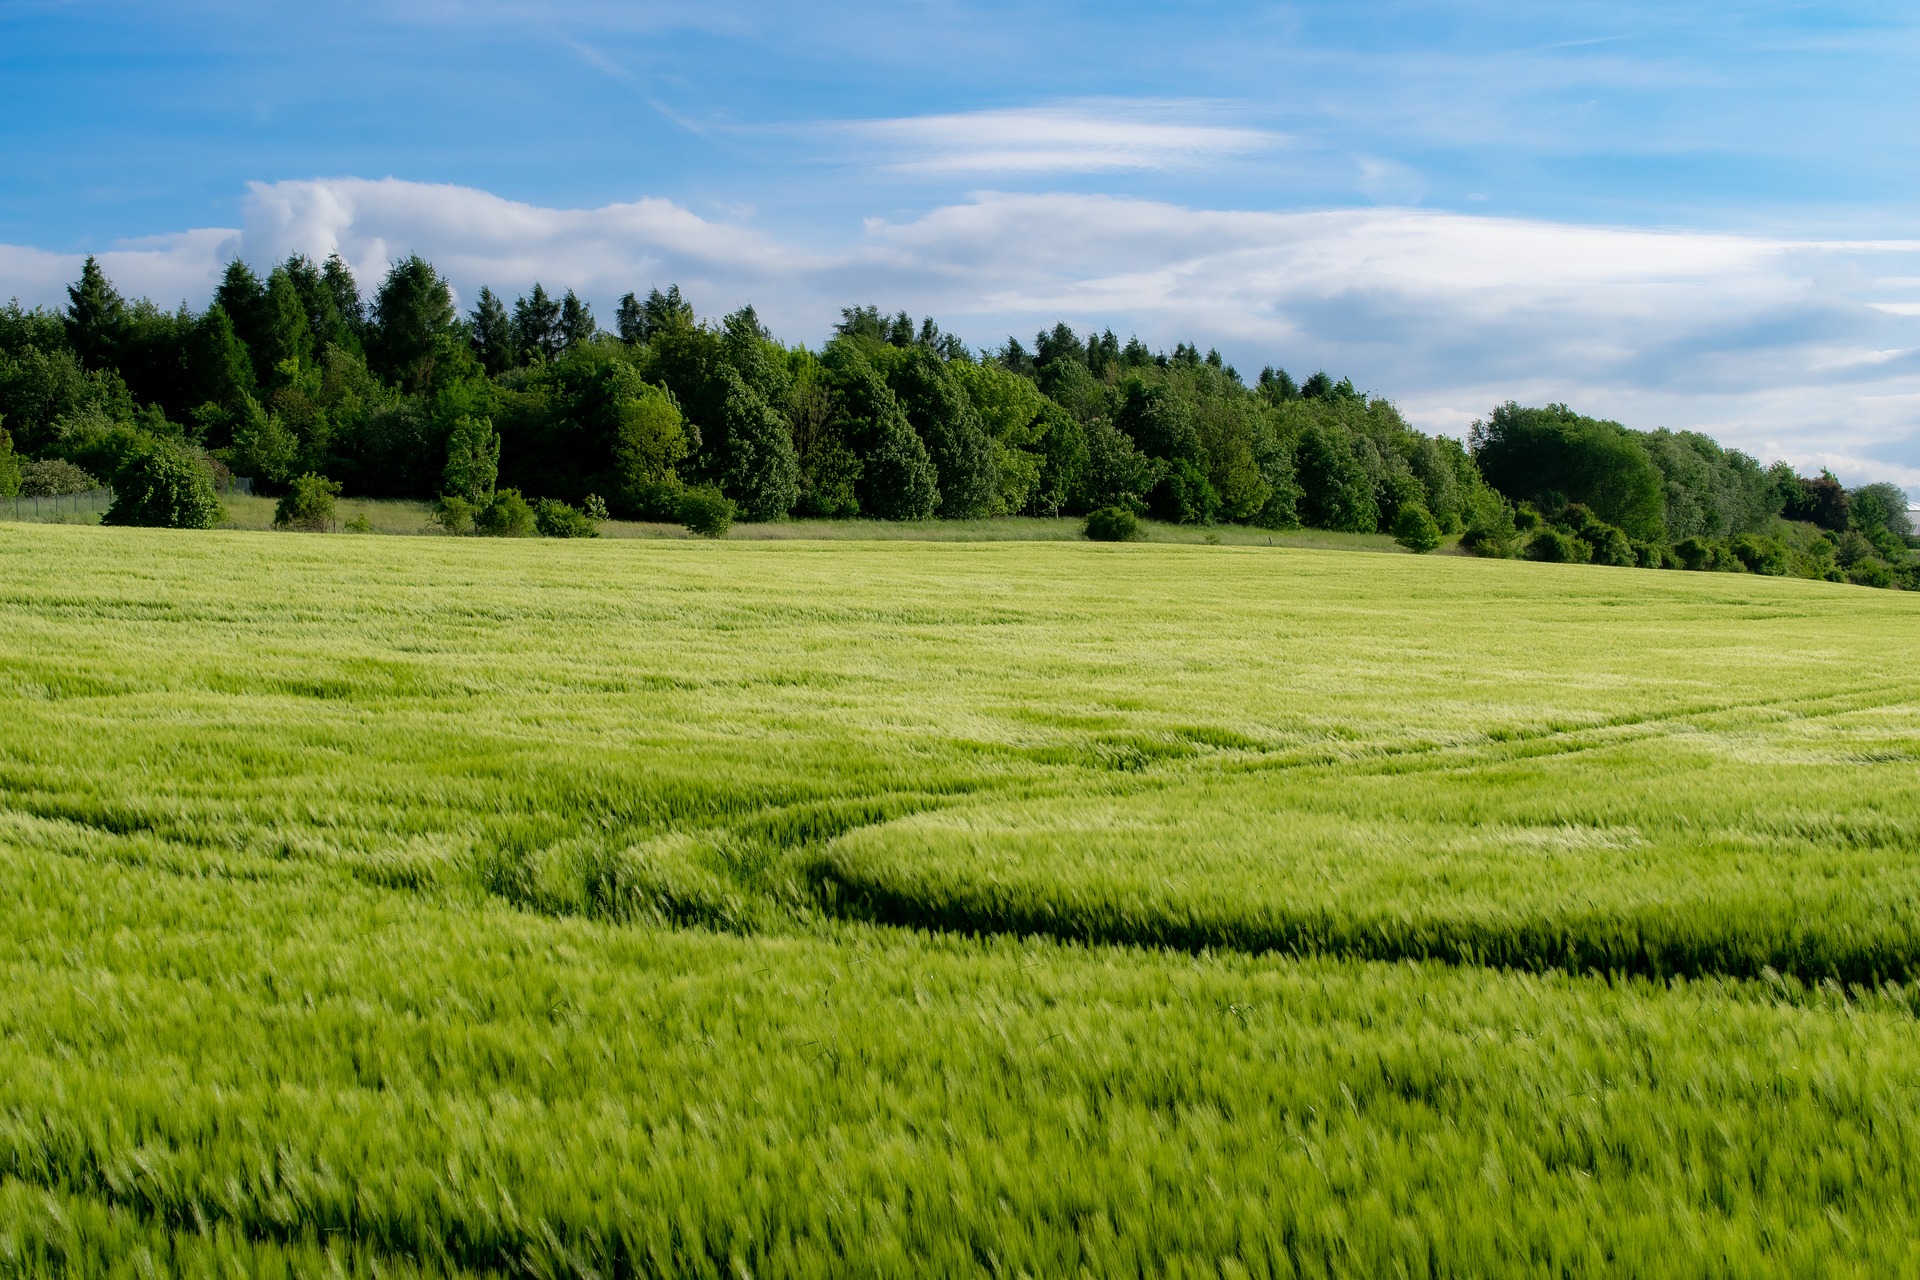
[0,254,1912,585]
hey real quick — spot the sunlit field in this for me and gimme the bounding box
[2,523,1917,1277]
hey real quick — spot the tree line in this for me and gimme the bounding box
[0,253,1911,586]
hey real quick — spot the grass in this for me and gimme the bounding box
[1,524,1917,1275]
[204,494,1418,549]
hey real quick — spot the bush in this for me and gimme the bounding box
[432,496,475,536]
[1525,528,1590,564]
[474,488,535,537]
[344,514,373,533]
[1632,541,1669,569]
[1847,558,1894,588]
[1729,533,1789,576]
[535,497,600,538]
[1083,506,1141,542]
[678,486,735,538]
[1459,493,1519,558]
[273,473,341,532]
[18,458,100,496]
[582,494,610,523]
[1674,536,1713,572]
[102,443,223,529]
[1391,504,1442,554]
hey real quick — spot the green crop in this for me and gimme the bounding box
[2,523,1917,1276]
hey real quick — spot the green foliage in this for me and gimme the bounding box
[1078,416,1154,513]
[1082,505,1140,542]
[431,494,475,535]
[0,423,18,497]
[823,342,936,520]
[677,484,735,537]
[534,496,600,538]
[273,472,341,531]
[1460,489,1520,557]
[1728,532,1790,576]
[1526,527,1590,563]
[17,457,101,497]
[884,346,995,519]
[1474,402,1667,540]
[17,254,1918,601]
[1294,421,1379,532]
[63,255,127,372]
[1640,429,1776,539]
[101,442,223,528]
[441,413,500,504]
[1149,456,1221,524]
[1391,502,1442,553]
[367,255,458,391]
[226,403,299,488]
[716,368,800,521]
[472,487,534,537]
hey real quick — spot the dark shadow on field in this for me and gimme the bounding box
[809,855,1920,989]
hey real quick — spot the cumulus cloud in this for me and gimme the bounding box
[828,102,1283,174]
[4,177,1918,492]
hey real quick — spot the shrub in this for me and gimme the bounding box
[1847,558,1894,589]
[1459,493,1519,558]
[1525,528,1589,564]
[474,488,535,537]
[1632,541,1668,569]
[273,473,341,532]
[1391,504,1442,554]
[432,496,475,536]
[18,458,100,496]
[535,497,600,539]
[1083,506,1141,542]
[1729,533,1789,576]
[102,443,223,529]
[1831,530,1875,569]
[343,514,373,533]
[1674,536,1713,571]
[678,486,735,538]
[582,494,610,523]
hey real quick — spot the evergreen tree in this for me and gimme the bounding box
[321,254,365,346]
[280,255,351,355]
[214,261,269,370]
[367,255,457,391]
[258,268,315,382]
[558,290,596,351]
[469,288,515,376]
[65,256,127,371]
[513,284,562,364]
[616,292,645,344]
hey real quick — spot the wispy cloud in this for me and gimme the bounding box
[4,178,1917,493]
[830,102,1284,175]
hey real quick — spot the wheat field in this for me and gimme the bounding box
[2,523,1917,1276]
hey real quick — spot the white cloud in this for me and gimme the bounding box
[4,177,1918,493]
[831,103,1282,175]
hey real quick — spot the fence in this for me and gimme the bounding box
[0,488,116,523]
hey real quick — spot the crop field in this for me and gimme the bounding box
[2,523,1918,1277]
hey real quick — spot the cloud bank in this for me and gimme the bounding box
[4,177,1917,492]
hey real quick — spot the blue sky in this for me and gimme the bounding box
[4,0,1919,489]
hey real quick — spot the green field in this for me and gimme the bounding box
[2,523,1918,1277]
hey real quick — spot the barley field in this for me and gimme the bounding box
[1,523,1917,1277]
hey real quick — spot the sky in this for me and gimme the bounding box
[3,0,1918,493]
